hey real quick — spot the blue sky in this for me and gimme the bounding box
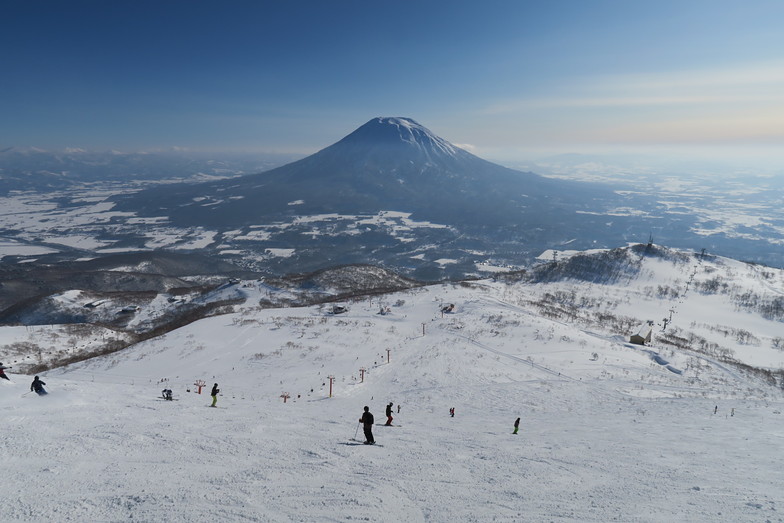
[3,0,784,162]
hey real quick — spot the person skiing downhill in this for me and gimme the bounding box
[0,363,9,381]
[385,402,393,426]
[359,406,375,444]
[30,376,47,395]
[210,383,220,407]
[513,417,520,434]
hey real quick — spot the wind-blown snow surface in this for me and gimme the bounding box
[2,258,783,522]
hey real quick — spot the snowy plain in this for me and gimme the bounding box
[1,248,783,522]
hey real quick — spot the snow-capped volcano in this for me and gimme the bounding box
[118,116,610,229]
[333,116,461,160]
[107,116,639,278]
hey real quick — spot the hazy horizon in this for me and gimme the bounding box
[5,139,782,177]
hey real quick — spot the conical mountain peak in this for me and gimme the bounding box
[115,116,625,278]
[332,117,460,159]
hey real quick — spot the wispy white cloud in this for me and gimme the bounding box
[595,109,784,144]
[482,61,784,112]
[476,61,784,148]
[452,143,476,153]
[602,62,784,92]
[485,94,784,112]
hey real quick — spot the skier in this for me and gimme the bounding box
[359,406,375,444]
[513,417,520,434]
[210,383,220,407]
[714,405,718,414]
[162,389,173,401]
[385,402,393,426]
[0,363,9,381]
[30,376,47,396]
[449,407,455,417]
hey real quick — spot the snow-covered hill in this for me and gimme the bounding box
[1,245,782,521]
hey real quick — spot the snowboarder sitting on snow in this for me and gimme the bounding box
[210,383,220,407]
[162,389,173,401]
[360,406,375,444]
[30,376,47,396]
[0,363,9,381]
[385,402,394,426]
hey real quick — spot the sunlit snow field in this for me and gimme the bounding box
[2,257,782,522]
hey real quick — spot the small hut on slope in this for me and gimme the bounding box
[630,322,653,345]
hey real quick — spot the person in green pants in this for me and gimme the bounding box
[513,417,520,434]
[210,383,220,407]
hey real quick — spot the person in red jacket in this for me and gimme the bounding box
[0,363,9,381]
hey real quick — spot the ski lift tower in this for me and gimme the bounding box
[327,375,335,398]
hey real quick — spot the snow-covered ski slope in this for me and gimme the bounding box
[1,246,783,522]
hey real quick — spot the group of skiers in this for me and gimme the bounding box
[161,382,220,406]
[1,364,48,396]
[358,402,397,444]
[165,382,220,406]
[448,407,520,434]
[3,367,217,406]
[6,366,525,439]
[358,402,521,445]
